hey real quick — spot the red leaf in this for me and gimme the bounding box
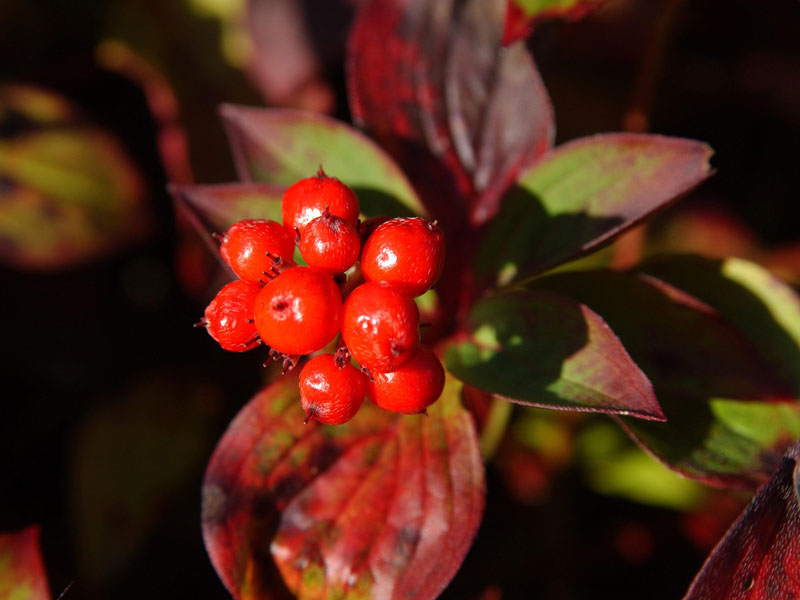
[347,0,553,225]
[202,372,484,599]
[684,438,800,599]
[0,526,51,600]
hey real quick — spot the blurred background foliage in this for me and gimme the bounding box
[1,0,798,598]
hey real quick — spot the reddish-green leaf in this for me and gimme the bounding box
[347,0,553,225]
[640,256,800,396]
[219,105,424,218]
[444,289,664,420]
[172,182,283,231]
[0,526,50,600]
[531,269,800,487]
[202,372,484,599]
[0,86,149,270]
[502,0,606,46]
[684,437,800,599]
[477,134,713,286]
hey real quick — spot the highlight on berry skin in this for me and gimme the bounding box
[341,281,420,372]
[253,266,343,356]
[299,354,367,425]
[281,171,360,234]
[361,216,446,297]
[298,210,361,275]
[218,219,296,283]
[200,280,262,352]
[197,171,449,423]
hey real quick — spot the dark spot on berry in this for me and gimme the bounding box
[273,300,289,312]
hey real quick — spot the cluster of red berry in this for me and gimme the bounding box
[197,171,446,425]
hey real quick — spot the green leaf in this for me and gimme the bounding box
[640,255,800,396]
[619,397,800,489]
[202,372,485,599]
[530,268,800,487]
[576,421,708,510]
[445,289,664,420]
[477,133,712,286]
[0,526,50,600]
[0,89,148,270]
[220,105,425,218]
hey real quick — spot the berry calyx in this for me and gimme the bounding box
[299,354,367,425]
[219,219,295,283]
[361,217,445,297]
[281,172,360,234]
[367,346,445,414]
[341,281,420,372]
[254,267,342,356]
[298,211,361,274]
[200,280,261,352]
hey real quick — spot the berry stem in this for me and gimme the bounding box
[334,346,351,369]
[282,354,299,374]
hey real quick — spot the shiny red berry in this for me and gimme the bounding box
[341,282,420,372]
[299,354,367,425]
[361,217,445,297]
[367,346,445,414]
[200,280,261,352]
[298,212,361,274]
[281,172,360,234]
[254,267,342,356]
[219,219,295,283]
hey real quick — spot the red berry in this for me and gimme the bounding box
[341,282,419,372]
[299,354,366,425]
[367,346,445,414]
[361,217,445,297]
[254,267,342,356]
[298,212,361,274]
[201,280,261,352]
[219,219,295,283]
[281,172,360,234]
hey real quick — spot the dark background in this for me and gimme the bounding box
[1,0,798,598]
